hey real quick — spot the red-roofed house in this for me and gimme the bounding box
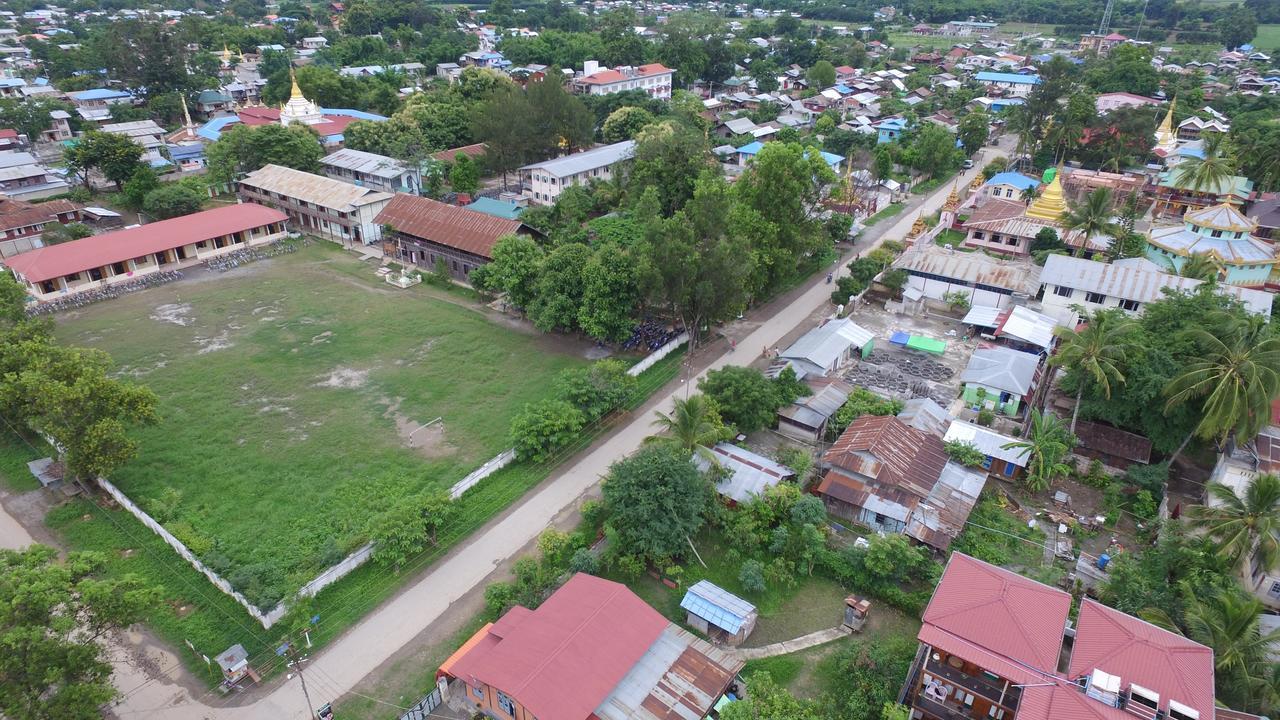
[900,554,1215,720]
[1,203,287,302]
[572,62,675,99]
[438,574,743,720]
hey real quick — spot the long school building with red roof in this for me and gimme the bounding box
[1,203,288,302]
[901,553,1215,720]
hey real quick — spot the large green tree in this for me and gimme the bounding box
[206,123,323,183]
[601,444,712,563]
[699,366,782,434]
[0,546,161,720]
[578,243,639,342]
[64,131,144,190]
[1188,473,1280,577]
[1001,411,1075,492]
[1172,132,1237,196]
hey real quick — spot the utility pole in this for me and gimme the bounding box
[285,643,319,720]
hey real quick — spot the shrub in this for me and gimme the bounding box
[880,269,908,291]
[739,558,767,593]
[568,547,599,574]
[942,290,971,312]
[511,399,586,462]
[832,276,868,306]
[945,441,987,468]
[1080,458,1112,489]
[484,581,517,617]
[976,407,995,426]
[611,553,644,580]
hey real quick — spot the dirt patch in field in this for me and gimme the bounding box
[382,397,455,459]
[310,330,334,345]
[193,331,234,354]
[316,367,370,389]
[150,303,193,326]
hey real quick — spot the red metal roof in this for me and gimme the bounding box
[579,63,672,85]
[234,107,359,137]
[0,128,18,140]
[822,415,948,498]
[431,142,488,163]
[2,204,286,283]
[446,574,668,720]
[1068,600,1215,720]
[375,193,524,260]
[921,553,1072,673]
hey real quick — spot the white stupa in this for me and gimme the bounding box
[279,71,323,127]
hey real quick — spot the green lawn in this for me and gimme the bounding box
[935,228,967,248]
[887,32,963,50]
[864,202,905,227]
[53,242,587,610]
[1254,24,1280,51]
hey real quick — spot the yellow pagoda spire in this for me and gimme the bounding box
[908,211,927,237]
[222,43,232,65]
[289,69,304,100]
[943,179,961,213]
[1025,165,1068,222]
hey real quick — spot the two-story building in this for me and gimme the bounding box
[1146,203,1277,287]
[901,553,1215,720]
[438,573,743,720]
[2,204,287,302]
[376,193,538,282]
[320,147,421,195]
[1038,254,1273,324]
[237,164,393,246]
[572,62,675,99]
[973,71,1040,98]
[519,140,635,205]
[0,151,70,200]
[0,197,82,259]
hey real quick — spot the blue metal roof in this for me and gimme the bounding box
[197,115,240,141]
[834,83,853,94]
[71,88,131,100]
[467,197,524,220]
[818,150,843,167]
[680,580,756,634]
[737,140,764,155]
[985,172,1041,190]
[975,71,1040,85]
[168,144,205,160]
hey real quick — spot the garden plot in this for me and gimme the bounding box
[55,243,585,610]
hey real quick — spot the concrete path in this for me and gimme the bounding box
[734,627,850,660]
[95,146,1007,720]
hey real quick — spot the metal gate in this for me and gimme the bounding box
[398,687,442,720]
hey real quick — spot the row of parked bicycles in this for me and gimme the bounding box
[204,237,312,272]
[27,270,185,316]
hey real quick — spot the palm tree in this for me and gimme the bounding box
[1161,252,1222,282]
[1059,187,1119,258]
[1049,313,1137,434]
[1172,131,1237,195]
[1187,473,1280,576]
[1020,185,1039,206]
[1164,319,1280,457]
[1002,411,1076,492]
[650,394,721,462]
[1143,588,1280,711]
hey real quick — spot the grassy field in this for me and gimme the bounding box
[1254,24,1280,51]
[53,242,587,610]
[864,202,906,227]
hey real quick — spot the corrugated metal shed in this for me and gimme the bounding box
[376,194,527,260]
[779,317,874,374]
[943,420,1027,467]
[963,305,1002,328]
[906,460,987,549]
[320,148,408,179]
[960,347,1038,395]
[595,625,742,720]
[898,398,951,436]
[823,415,948,499]
[997,305,1058,350]
[898,245,1042,295]
[694,442,793,503]
[680,580,756,634]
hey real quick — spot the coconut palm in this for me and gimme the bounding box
[1049,312,1138,434]
[650,394,721,462]
[1164,319,1280,457]
[1143,588,1280,711]
[1187,473,1280,576]
[1172,131,1237,194]
[1002,410,1076,492]
[1059,187,1119,258]
[1161,252,1222,282]
[1020,185,1039,206]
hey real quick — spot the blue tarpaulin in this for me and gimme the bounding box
[890,331,910,345]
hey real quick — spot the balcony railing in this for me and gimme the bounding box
[914,693,977,720]
[924,656,1020,708]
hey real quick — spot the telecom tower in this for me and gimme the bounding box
[1097,0,1115,36]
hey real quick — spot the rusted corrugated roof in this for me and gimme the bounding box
[822,415,948,498]
[897,245,1042,294]
[375,193,525,260]
[1073,420,1152,464]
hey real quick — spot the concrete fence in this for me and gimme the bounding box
[449,448,516,499]
[627,333,689,376]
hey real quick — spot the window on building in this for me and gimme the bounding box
[991,234,1002,243]
[1053,285,1073,298]
[1085,292,1106,304]
[981,455,993,470]
[496,692,516,716]
[472,686,483,699]
[973,231,985,240]
[111,262,126,274]
[1269,581,1280,598]
[1005,236,1018,245]
[1119,299,1140,312]
[1210,229,1222,238]
[66,272,80,281]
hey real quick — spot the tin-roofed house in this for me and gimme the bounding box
[694,442,795,504]
[777,377,854,442]
[376,193,540,282]
[320,147,421,194]
[778,318,874,377]
[959,347,1039,416]
[943,420,1027,480]
[680,580,758,646]
[520,140,635,205]
[237,164,393,246]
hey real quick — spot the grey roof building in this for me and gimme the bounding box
[680,580,758,646]
[778,318,875,377]
[960,347,1038,396]
[693,442,794,504]
[320,147,421,194]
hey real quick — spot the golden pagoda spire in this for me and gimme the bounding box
[943,179,960,213]
[969,172,984,191]
[908,211,927,237]
[289,69,304,100]
[222,43,232,65]
[1154,95,1178,152]
[1025,165,1068,222]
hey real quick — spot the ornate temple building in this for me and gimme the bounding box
[1145,203,1278,287]
[194,71,386,147]
[958,168,1107,257]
